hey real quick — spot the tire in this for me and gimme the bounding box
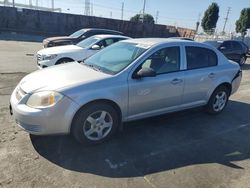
[206,86,230,114]
[239,55,246,66]
[71,102,120,145]
[56,58,74,65]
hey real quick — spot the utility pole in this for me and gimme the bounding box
[121,2,124,20]
[142,0,146,23]
[51,0,54,11]
[155,10,159,24]
[110,11,112,18]
[29,0,32,8]
[84,0,90,16]
[195,13,201,34]
[12,0,15,7]
[91,3,93,16]
[222,7,231,34]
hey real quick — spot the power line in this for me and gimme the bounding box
[222,7,231,34]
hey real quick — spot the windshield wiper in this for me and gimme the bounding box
[84,64,103,72]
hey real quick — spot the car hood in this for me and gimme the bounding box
[37,45,83,55]
[19,62,110,93]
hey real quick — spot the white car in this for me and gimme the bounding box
[36,35,130,69]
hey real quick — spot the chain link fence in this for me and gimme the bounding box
[194,34,250,46]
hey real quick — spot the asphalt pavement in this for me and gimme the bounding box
[0,39,250,188]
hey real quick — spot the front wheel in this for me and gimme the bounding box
[239,55,246,66]
[206,86,230,114]
[56,58,74,65]
[71,103,120,145]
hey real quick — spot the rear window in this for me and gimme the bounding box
[186,47,218,70]
[231,41,242,50]
[204,41,221,48]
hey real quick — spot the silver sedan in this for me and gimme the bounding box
[10,38,242,144]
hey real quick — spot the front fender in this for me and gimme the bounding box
[61,79,128,122]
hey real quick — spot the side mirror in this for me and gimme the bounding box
[219,46,226,50]
[91,45,101,50]
[133,67,156,79]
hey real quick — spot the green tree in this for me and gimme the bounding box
[130,14,155,24]
[201,2,219,34]
[236,8,250,39]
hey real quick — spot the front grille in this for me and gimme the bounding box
[37,54,42,61]
[16,87,27,101]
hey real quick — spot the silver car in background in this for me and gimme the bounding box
[10,38,242,145]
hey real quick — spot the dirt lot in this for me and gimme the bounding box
[0,39,250,188]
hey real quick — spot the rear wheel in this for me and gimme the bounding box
[71,102,119,145]
[206,86,230,114]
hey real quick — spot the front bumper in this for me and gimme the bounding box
[10,87,80,135]
[37,59,58,69]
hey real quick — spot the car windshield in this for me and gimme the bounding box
[76,36,100,48]
[69,29,87,38]
[204,41,221,48]
[84,42,148,75]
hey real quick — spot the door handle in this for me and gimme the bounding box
[208,73,216,78]
[171,78,183,85]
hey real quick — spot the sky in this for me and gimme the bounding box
[8,0,250,33]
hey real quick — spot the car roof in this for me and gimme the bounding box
[206,40,241,43]
[170,37,194,41]
[79,28,123,34]
[91,34,130,39]
[122,38,196,48]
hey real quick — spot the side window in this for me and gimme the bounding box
[104,38,115,46]
[96,39,115,48]
[96,40,107,49]
[141,47,180,74]
[221,41,231,49]
[114,38,126,42]
[186,47,218,70]
[232,42,242,50]
[84,31,91,37]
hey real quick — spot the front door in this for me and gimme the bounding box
[128,46,184,120]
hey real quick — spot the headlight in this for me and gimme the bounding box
[42,54,57,60]
[26,91,63,109]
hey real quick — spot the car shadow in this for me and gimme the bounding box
[31,100,250,178]
[242,63,250,70]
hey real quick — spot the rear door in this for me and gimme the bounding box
[219,41,233,60]
[182,46,219,107]
[231,41,244,61]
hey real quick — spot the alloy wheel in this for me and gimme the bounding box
[83,111,113,141]
[213,91,227,112]
[239,56,246,65]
